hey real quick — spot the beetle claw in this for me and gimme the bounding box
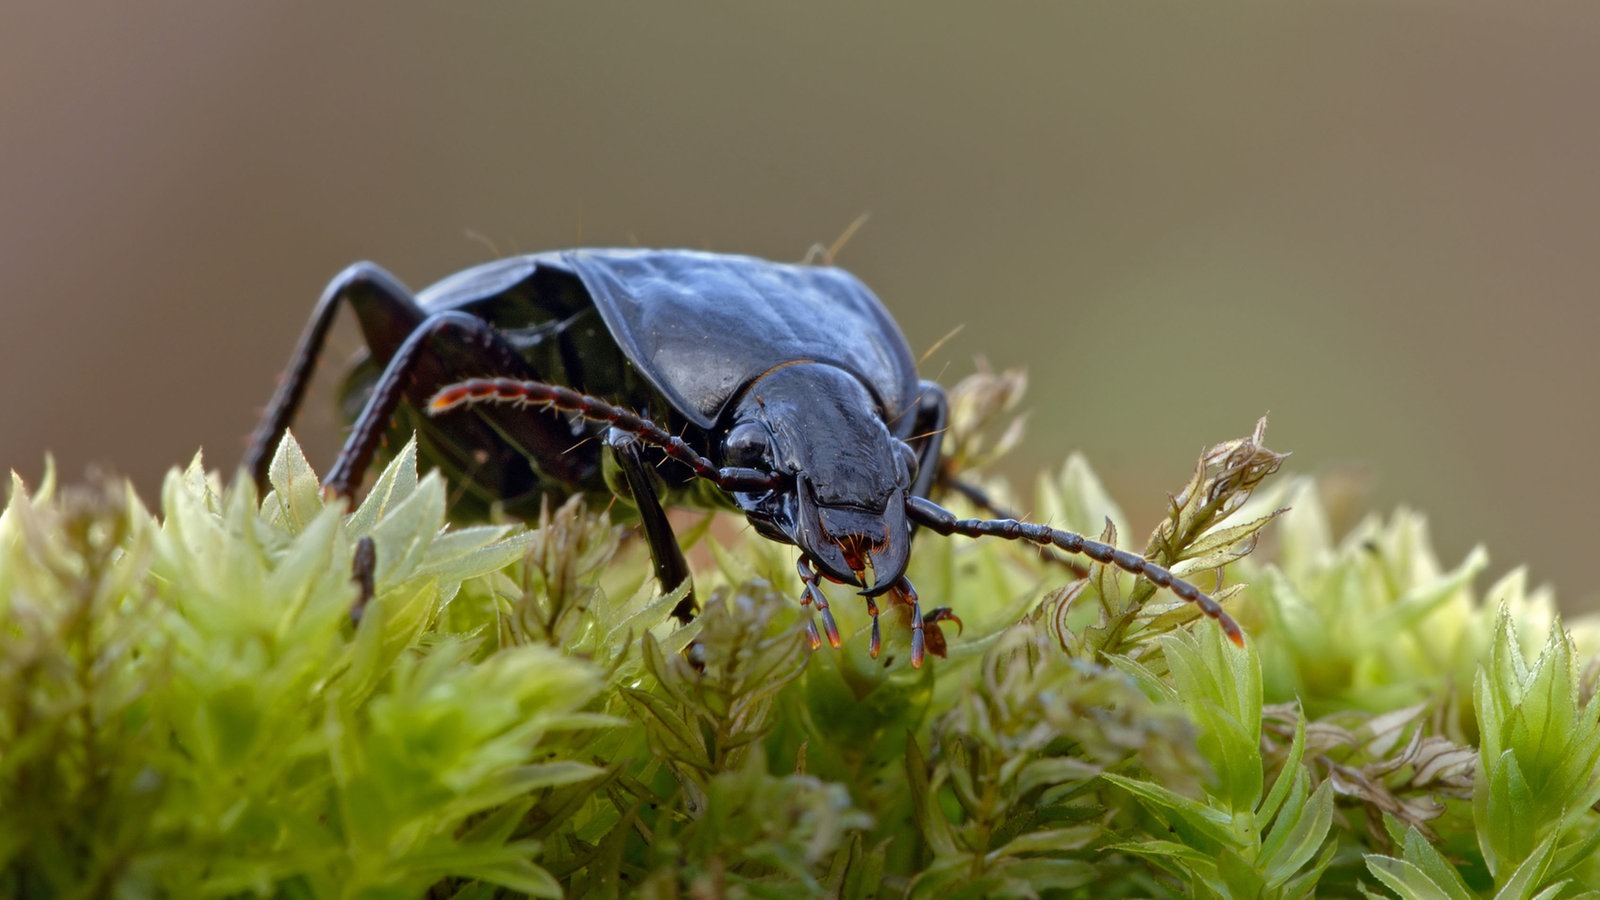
[866,595,882,658]
[923,606,963,634]
[921,606,961,661]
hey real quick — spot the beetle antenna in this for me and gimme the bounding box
[904,495,1244,647]
[938,475,1090,578]
[428,378,783,492]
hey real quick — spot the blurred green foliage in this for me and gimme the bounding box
[3,376,1598,897]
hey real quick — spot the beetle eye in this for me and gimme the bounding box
[724,423,773,471]
[896,440,919,483]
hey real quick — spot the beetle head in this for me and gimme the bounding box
[722,363,918,595]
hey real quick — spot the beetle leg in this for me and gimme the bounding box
[796,556,842,648]
[865,595,882,658]
[920,606,962,661]
[896,578,929,668]
[886,578,957,668]
[607,428,696,623]
[246,263,426,489]
[904,496,1245,647]
[327,312,589,498]
[803,619,822,650]
[350,536,377,625]
[877,577,960,666]
[904,379,949,502]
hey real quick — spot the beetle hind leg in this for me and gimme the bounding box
[246,263,426,488]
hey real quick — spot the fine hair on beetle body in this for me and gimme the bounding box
[247,247,1244,667]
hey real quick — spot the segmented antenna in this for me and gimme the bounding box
[428,378,781,492]
[905,496,1244,646]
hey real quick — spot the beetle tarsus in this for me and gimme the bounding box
[351,536,376,625]
[866,595,882,658]
[797,557,842,647]
[804,620,822,650]
[899,578,926,668]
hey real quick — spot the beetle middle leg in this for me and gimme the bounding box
[246,264,589,509]
[246,263,428,488]
[904,380,948,502]
[323,310,591,499]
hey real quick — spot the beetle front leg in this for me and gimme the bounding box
[606,429,696,623]
[876,577,955,668]
[865,595,881,658]
[899,578,927,667]
[796,556,842,649]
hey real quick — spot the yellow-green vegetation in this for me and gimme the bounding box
[3,378,1598,897]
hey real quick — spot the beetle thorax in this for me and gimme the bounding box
[721,363,915,593]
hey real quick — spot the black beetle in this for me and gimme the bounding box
[246,248,1242,665]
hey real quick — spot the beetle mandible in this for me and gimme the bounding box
[245,248,1243,666]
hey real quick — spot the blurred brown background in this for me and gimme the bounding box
[5,3,1598,607]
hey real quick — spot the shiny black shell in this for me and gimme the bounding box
[344,249,922,516]
[416,249,920,430]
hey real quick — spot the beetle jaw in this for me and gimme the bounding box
[734,481,910,593]
[792,491,912,596]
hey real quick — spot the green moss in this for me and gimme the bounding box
[3,378,1598,897]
